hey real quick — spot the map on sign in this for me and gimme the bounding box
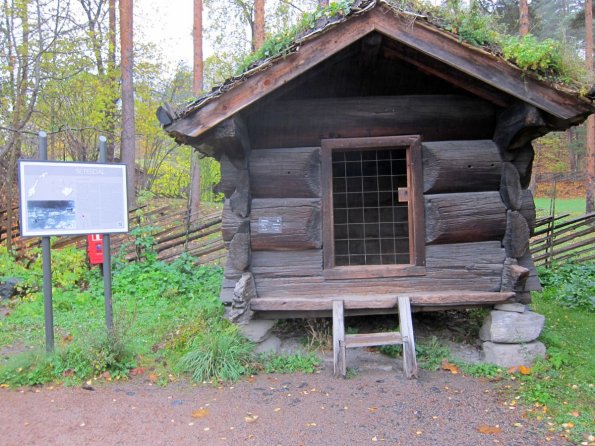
[18,161,128,236]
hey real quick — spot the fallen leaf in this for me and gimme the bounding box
[247,376,256,384]
[244,413,259,423]
[570,411,580,417]
[273,408,281,412]
[0,384,9,388]
[478,425,501,435]
[62,369,75,377]
[368,407,378,413]
[192,408,209,419]
[441,359,459,374]
[508,366,519,374]
[147,373,159,383]
[519,365,531,375]
[130,367,145,376]
[63,334,73,343]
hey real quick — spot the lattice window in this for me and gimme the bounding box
[332,148,409,266]
[322,136,425,278]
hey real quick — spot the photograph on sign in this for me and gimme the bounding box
[18,161,128,237]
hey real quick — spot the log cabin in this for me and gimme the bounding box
[159,1,594,326]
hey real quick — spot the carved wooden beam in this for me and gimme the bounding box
[197,117,251,164]
[493,102,548,158]
[501,258,530,292]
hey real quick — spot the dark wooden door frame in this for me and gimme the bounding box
[321,135,425,280]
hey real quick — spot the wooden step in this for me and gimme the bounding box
[345,332,402,348]
[250,291,515,312]
[332,296,418,379]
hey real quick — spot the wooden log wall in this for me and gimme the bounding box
[492,103,543,296]
[216,98,544,311]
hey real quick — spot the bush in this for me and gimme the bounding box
[538,262,595,311]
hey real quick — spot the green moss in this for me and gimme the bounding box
[234,0,586,88]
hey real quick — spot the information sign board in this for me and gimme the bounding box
[18,160,128,236]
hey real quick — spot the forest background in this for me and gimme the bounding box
[1,0,594,242]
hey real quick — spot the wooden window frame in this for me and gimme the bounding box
[321,135,426,280]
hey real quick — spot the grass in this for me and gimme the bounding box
[0,240,321,387]
[534,197,586,218]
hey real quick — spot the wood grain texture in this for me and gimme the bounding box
[512,143,535,189]
[250,291,515,311]
[424,192,507,244]
[503,210,530,258]
[519,189,537,231]
[249,95,496,149]
[372,8,592,121]
[501,258,530,292]
[422,140,502,193]
[253,268,503,298]
[493,103,548,155]
[250,250,323,278]
[249,147,321,198]
[517,250,542,292]
[249,198,322,250]
[425,241,506,268]
[500,162,522,210]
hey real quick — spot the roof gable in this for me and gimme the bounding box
[163,1,593,144]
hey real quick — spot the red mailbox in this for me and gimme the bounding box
[87,234,104,265]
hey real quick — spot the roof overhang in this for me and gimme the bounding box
[163,2,594,147]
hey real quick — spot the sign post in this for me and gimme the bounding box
[18,137,128,351]
[98,136,114,334]
[38,132,54,353]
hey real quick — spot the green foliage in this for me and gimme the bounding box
[0,327,136,387]
[502,35,564,78]
[259,352,320,374]
[456,361,502,378]
[513,291,595,442]
[178,319,253,383]
[236,0,354,74]
[537,262,595,311]
[0,244,227,386]
[415,336,451,370]
[378,343,402,358]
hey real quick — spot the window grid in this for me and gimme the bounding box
[332,148,409,266]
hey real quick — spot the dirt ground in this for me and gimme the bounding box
[0,354,570,446]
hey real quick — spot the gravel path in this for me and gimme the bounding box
[0,361,568,446]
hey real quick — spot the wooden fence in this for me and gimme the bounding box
[1,204,226,265]
[530,212,595,267]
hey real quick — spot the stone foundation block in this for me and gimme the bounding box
[239,319,276,343]
[481,341,546,368]
[479,310,544,343]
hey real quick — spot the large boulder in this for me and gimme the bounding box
[479,310,544,343]
[482,341,546,368]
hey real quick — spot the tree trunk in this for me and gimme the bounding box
[120,0,136,207]
[108,0,117,161]
[189,150,201,221]
[519,0,529,36]
[586,0,595,213]
[253,0,265,51]
[566,128,577,172]
[189,0,204,221]
[193,0,203,95]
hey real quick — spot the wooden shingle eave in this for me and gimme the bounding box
[164,3,594,144]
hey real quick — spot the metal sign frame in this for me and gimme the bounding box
[18,160,128,237]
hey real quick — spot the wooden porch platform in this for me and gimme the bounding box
[249,291,515,312]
